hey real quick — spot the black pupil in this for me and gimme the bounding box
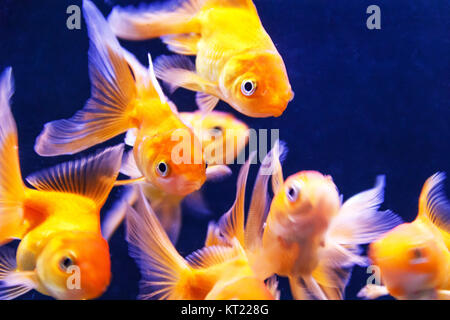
[61,257,73,269]
[158,162,167,173]
[288,187,296,199]
[212,126,223,133]
[413,248,423,259]
[244,81,253,92]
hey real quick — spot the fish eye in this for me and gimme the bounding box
[59,255,75,271]
[409,247,428,265]
[210,126,223,134]
[241,79,256,96]
[156,161,169,177]
[286,184,300,203]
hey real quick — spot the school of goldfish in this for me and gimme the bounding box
[0,0,448,300]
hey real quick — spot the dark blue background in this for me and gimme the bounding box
[0,0,449,299]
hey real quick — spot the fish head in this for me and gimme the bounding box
[181,110,249,165]
[269,171,340,240]
[369,222,446,297]
[220,50,293,118]
[36,231,111,300]
[137,128,207,196]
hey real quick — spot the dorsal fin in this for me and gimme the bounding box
[26,144,124,207]
[270,141,288,195]
[217,152,256,245]
[419,173,450,233]
[244,144,278,250]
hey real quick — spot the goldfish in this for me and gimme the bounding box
[206,142,402,299]
[0,67,123,300]
[358,173,450,300]
[123,185,279,300]
[108,0,294,118]
[34,1,229,201]
[100,46,250,243]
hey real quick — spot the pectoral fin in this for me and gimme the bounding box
[0,247,37,299]
[154,55,218,95]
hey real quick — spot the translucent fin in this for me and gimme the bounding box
[303,276,327,300]
[102,186,138,241]
[244,144,274,250]
[120,150,142,178]
[196,92,219,115]
[217,152,256,245]
[328,175,402,245]
[270,141,288,195]
[34,0,136,156]
[0,68,26,243]
[124,128,138,147]
[27,144,124,208]
[125,186,190,300]
[183,190,211,216]
[311,257,353,300]
[204,222,227,247]
[265,276,280,300]
[357,284,389,300]
[0,247,36,300]
[205,164,232,182]
[154,55,217,94]
[288,276,310,300]
[186,238,245,269]
[418,173,450,233]
[122,50,168,105]
[162,34,200,55]
[153,199,182,244]
[108,0,203,40]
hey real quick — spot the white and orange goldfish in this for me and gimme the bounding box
[358,173,450,300]
[124,185,279,300]
[0,67,123,300]
[206,142,402,299]
[108,0,294,117]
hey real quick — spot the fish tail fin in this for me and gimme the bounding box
[216,151,256,246]
[34,0,137,156]
[328,175,402,245]
[418,173,450,233]
[0,67,26,243]
[125,186,191,300]
[108,0,203,41]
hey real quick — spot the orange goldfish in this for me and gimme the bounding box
[100,49,249,243]
[34,1,224,200]
[358,173,450,300]
[0,67,123,300]
[206,142,402,299]
[124,185,278,300]
[108,0,294,117]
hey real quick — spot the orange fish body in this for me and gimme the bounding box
[108,0,294,118]
[102,105,248,242]
[0,67,123,300]
[361,173,450,300]
[261,171,341,279]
